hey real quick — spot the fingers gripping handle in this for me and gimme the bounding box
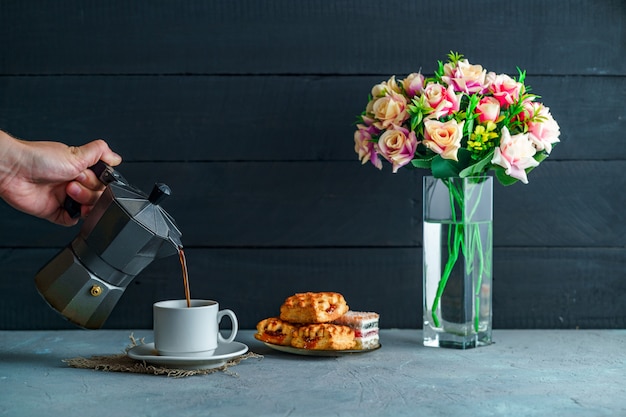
[63,161,117,219]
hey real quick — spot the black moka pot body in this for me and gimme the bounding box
[34,163,182,329]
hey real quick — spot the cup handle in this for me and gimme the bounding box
[216,309,238,344]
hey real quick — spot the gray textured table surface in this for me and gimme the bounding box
[1,329,624,417]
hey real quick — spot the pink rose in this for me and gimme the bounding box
[423,119,465,161]
[491,126,539,184]
[376,126,418,173]
[371,91,408,130]
[423,84,461,119]
[354,124,382,169]
[475,96,501,124]
[442,59,491,94]
[526,103,560,154]
[488,73,523,108]
[402,72,425,97]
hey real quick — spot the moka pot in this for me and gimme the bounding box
[35,161,182,329]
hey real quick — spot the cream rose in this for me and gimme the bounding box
[423,83,446,109]
[443,59,490,94]
[423,84,462,119]
[371,75,401,98]
[402,72,424,97]
[423,119,465,161]
[371,91,408,129]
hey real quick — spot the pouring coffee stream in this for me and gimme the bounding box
[35,161,185,329]
[178,246,191,308]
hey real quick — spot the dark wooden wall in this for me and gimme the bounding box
[1,1,624,330]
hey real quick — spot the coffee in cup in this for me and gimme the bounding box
[153,299,238,357]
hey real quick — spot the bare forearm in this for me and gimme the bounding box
[0,130,26,198]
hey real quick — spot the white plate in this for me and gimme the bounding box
[263,342,380,357]
[127,341,248,370]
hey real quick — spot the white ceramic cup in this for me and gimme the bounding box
[153,299,238,357]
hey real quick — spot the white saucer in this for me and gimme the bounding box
[127,341,248,370]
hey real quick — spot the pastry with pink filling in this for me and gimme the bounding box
[333,311,380,349]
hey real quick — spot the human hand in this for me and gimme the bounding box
[0,130,122,226]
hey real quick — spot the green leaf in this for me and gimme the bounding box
[534,150,550,164]
[459,150,494,177]
[431,149,473,178]
[431,155,456,178]
[516,67,526,84]
[494,167,519,186]
[410,113,423,132]
[411,159,432,169]
[435,60,445,80]
[448,51,464,64]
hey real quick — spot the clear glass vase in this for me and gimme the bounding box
[422,176,493,349]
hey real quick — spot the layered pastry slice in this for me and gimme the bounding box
[332,311,380,349]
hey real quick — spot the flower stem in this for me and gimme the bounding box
[430,223,463,327]
[430,179,464,328]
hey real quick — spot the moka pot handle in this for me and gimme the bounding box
[63,161,127,219]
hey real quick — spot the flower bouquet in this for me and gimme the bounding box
[353,52,560,348]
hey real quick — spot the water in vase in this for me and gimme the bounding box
[423,219,492,349]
